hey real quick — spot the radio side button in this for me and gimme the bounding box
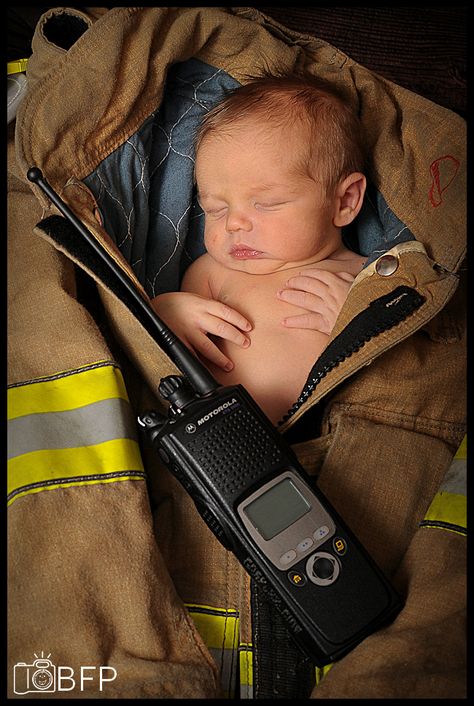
[158,448,170,464]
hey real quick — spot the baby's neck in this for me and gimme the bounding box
[267,243,356,274]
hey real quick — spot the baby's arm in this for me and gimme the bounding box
[151,254,252,371]
[277,270,355,334]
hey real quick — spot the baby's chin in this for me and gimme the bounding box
[224,258,289,276]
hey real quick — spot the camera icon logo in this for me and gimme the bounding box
[14,654,56,694]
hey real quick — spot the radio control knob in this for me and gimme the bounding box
[312,556,335,580]
[306,551,340,586]
[159,375,185,399]
[158,375,195,410]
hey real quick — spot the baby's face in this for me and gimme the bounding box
[195,119,339,274]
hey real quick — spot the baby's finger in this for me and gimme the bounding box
[193,332,235,371]
[282,312,330,333]
[293,269,355,284]
[336,271,356,283]
[285,270,355,292]
[212,301,253,333]
[277,287,323,312]
[205,315,252,349]
[282,275,328,298]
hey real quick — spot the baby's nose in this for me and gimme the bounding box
[226,208,252,233]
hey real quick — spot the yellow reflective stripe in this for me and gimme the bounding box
[186,604,240,698]
[454,435,466,460]
[422,491,466,534]
[7,363,145,506]
[9,473,146,506]
[7,58,29,75]
[8,437,143,496]
[420,436,466,535]
[8,361,128,419]
[186,603,238,616]
[239,644,253,687]
[186,604,239,650]
[315,662,333,686]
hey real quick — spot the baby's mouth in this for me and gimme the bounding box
[230,244,264,259]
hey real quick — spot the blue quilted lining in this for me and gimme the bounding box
[355,185,415,265]
[84,57,414,297]
[83,59,240,297]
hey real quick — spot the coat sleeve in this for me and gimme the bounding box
[7,143,221,699]
[311,439,466,699]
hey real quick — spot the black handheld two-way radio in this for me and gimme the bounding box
[28,167,402,666]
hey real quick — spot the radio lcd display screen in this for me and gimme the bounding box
[243,478,311,540]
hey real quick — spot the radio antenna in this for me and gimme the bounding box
[27,167,219,396]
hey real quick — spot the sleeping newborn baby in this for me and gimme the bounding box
[152,73,367,424]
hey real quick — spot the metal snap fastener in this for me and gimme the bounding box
[375,254,398,276]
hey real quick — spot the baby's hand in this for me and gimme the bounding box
[151,292,252,371]
[277,270,355,334]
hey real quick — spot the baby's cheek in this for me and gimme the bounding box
[204,226,219,246]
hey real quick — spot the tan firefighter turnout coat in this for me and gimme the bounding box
[7,7,466,699]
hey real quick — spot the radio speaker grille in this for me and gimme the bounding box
[186,406,283,500]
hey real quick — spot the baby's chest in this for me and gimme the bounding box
[216,274,295,327]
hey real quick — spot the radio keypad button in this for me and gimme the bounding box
[296,537,314,553]
[279,549,297,566]
[313,525,330,541]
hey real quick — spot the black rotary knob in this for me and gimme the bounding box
[158,375,195,410]
[159,375,185,399]
[306,552,340,585]
[312,556,335,580]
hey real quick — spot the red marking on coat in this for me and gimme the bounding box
[429,155,460,207]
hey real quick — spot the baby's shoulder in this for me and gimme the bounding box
[188,252,225,280]
[187,252,212,270]
[182,253,225,295]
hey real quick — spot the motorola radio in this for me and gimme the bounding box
[28,167,402,666]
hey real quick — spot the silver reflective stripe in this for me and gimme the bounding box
[8,397,137,460]
[439,458,466,495]
[7,362,145,505]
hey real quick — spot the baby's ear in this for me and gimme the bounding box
[333,172,366,227]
